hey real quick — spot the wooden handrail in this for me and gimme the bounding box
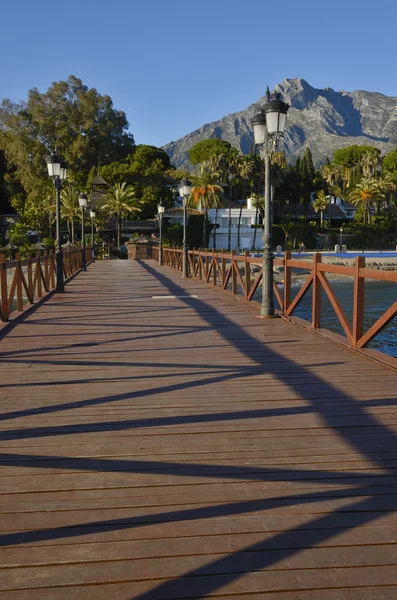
[151,246,397,350]
[0,246,95,323]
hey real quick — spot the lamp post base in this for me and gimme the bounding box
[257,313,280,319]
[55,251,65,293]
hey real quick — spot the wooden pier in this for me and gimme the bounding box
[0,258,397,598]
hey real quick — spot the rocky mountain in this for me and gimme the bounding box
[163,78,397,169]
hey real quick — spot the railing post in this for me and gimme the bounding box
[352,256,365,346]
[244,250,250,300]
[15,253,23,311]
[36,252,43,298]
[26,253,33,302]
[192,248,196,278]
[198,249,202,280]
[221,250,225,286]
[312,253,321,329]
[231,250,237,295]
[43,251,49,292]
[212,249,216,286]
[283,250,291,316]
[0,254,8,321]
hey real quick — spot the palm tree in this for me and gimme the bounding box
[361,151,380,178]
[332,184,347,202]
[349,178,385,225]
[189,164,224,248]
[102,183,141,247]
[61,185,80,242]
[321,163,341,193]
[312,189,329,228]
[40,190,56,237]
[209,149,241,250]
[378,173,397,211]
[250,192,263,251]
[237,155,255,248]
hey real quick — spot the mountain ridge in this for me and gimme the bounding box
[163,78,397,169]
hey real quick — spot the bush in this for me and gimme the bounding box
[163,223,183,246]
[42,236,56,249]
[8,223,29,246]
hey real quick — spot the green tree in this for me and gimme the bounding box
[189,139,232,165]
[349,178,385,225]
[208,146,241,249]
[36,187,56,237]
[321,163,341,191]
[361,151,381,178]
[0,75,135,205]
[382,148,397,178]
[102,183,141,247]
[333,145,381,169]
[130,145,171,173]
[312,189,329,228]
[95,145,172,218]
[237,155,255,248]
[189,164,224,247]
[61,184,80,242]
[303,147,315,183]
[0,150,11,213]
[280,215,295,247]
[8,222,29,246]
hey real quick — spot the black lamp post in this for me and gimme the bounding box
[252,87,289,317]
[90,209,96,262]
[46,153,68,292]
[79,193,88,271]
[178,179,192,278]
[158,200,165,266]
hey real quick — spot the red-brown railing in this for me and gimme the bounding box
[152,247,397,350]
[0,247,93,323]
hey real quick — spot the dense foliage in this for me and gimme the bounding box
[1,76,397,252]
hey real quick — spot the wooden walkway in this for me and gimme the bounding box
[0,259,397,599]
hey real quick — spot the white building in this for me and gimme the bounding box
[208,198,261,251]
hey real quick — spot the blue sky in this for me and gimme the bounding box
[1,0,396,148]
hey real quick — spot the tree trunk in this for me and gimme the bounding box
[117,219,121,247]
[202,209,208,248]
[71,219,75,243]
[213,207,218,249]
[320,210,323,228]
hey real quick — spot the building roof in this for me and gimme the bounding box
[280,204,348,219]
[340,203,357,210]
[121,220,158,233]
[91,175,108,187]
[164,207,203,216]
[131,234,153,244]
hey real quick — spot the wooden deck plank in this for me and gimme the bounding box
[0,258,397,598]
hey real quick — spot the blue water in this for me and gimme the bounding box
[248,252,396,358]
[294,252,397,259]
[288,279,397,358]
[241,263,396,358]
